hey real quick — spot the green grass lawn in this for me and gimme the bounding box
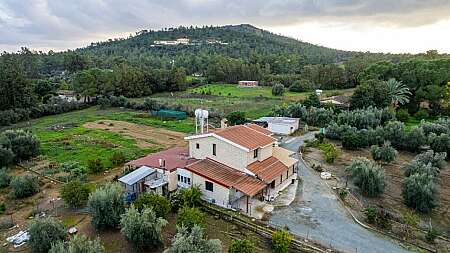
[5,107,195,167]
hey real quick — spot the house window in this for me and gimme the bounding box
[212,144,216,156]
[253,149,258,158]
[286,170,289,178]
[187,178,191,185]
[205,181,214,192]
[280,174,283,183]
[196,143,200,149]
[177,175,181,181]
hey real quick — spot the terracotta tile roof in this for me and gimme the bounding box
[247,156,289,183]
[185,158,266,197]
[245,124,273,136]
[126,147,197,172]
[214,125,276,150]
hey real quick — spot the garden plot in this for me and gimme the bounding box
[83,120,187,148]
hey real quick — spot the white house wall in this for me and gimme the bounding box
[189,136,248,172]
[192,173,230,208]
[269,123,295,135]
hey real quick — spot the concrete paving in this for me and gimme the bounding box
[268,133,412,253]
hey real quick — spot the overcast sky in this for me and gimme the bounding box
[1,0,450,54]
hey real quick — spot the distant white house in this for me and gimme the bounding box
[57,90,78,102]
[154,38,190,45]
[253,117,300,135]
[238,81,259,87]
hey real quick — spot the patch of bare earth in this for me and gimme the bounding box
[83,120,187,148]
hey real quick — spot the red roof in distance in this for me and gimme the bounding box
[126,147,197,172]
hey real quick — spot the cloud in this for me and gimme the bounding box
[0,0,450,52]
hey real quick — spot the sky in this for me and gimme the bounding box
[1,0,450,54]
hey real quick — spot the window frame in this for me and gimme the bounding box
[253,148,258,158]
[212,143,216,156]
[205,181,214,192]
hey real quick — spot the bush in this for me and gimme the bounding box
[226,111,246,126]
[134,193,171,218]
[428,133,450,158]
[342,131,362,150]
[289,79,311,92]
[404,162,440,178]
[345,158,385,197]
[414,150,447,170]
[402,173,438,213]
[0,147,14,168]
[0,202,6,214]
[371,142,397,163]
[414,109,429,120]
[60,181,92,208]
[177,186,202,208]
[425,228,440,243]
[110,151,126,166]
[10,175,39,199]
[176,207,205,230]
[364,207,377,224]
[88,183,125,229]
[88,158,104,173]
[1,130,40,161]
[316,143,339,164]
[272,83,285,96]
[404,127,427,152]
[383,121,406,149]
[396,109,410,122]
[28,217,66,253]
[0,168,11,188]
[120,205,168,250]
[229,239,255,253]
[165,225,222,253]
[363,206,391,229]
[303,93,321,108]
[49,235,105,253]
[272,230,292,253]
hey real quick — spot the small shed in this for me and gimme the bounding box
[118,166,156,194]
[238,81,258,87]
[253,117,299,135]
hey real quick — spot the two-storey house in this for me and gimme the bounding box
[179,124,298,215]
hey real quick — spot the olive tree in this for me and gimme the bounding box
[176,207,205,230]
[49,235,105,253]
[10,174,39,199]
[60,181,92,208]
[0,147,14,168]
[0,168,11,188]
[134,193,171,218]
[164,225,222,253]
[345,158,385,197]
[271,83,285,96]
[88,183,125,229]
[371,142,397,163]
[120,205,168,250]
[29,217,66,253]
[1,130,40,161]
[402,173,438,213]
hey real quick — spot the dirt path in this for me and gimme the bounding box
[83,120,187,148]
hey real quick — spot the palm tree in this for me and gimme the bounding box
[384,78,412,107]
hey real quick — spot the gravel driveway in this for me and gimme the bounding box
[269,133,411,253]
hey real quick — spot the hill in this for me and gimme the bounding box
[75,24,357,73]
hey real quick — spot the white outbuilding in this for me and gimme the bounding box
[253,117,300,135]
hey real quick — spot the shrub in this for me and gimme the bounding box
[414,109,429,120]
[60,181,92,208]
[28,217,66,253]
[428,133,450,158]
[88,158,104,173]
[315,133,325,143]
[316,143,339,164]
[342,131,362,150]
[404,162,440,178]
[402,173,438,213]
[383,121,406,149]
[1,130,40,161]
[176,207,205,230]
[120,205,168,250]
[371,142,397,163]
[49,235,105,253]
[414,150,447,169]
[345,158,385,197]
[177,186,202,208]
[396,109,410,122]
[110,151,126,166]
[229,239,255,253]
[272,229,292,253]
[303,93,321,108]
[134,193,171,218]
[0,147,14,168]
[10,175,39,199]
[97,96,111,109]
[88,183,125,229]
[425,228,440,243]
[226,111,246,126]
[364,207,377,224]
[272,83,285,96]
[165,225,222,253]
[0,168,11,188]
[0,202,6,214]
[404,127,427,152]
[289,79,311,92]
